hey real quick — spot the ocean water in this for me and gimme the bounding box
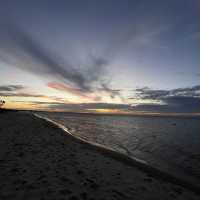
[38,112,200,185]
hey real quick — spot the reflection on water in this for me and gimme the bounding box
[39,112,200,184]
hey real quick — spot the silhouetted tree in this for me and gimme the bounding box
[0,100,5,108]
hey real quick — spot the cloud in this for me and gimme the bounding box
[43,102,130,112]
[0,85,24,91]
[0,23,109,92]
[131,85,200,113]
[0,93,71,105]
[9,100,131,112]
[0,20,167,100]
[0,84,58,101]
[0,92,46,98]
[134,87,170,100]
[0,84,45,98]
[191,32,200,40]
[132,96,200,113]
[48,82,89,97]
[47,81,101,101]
[134,85,200,99]
[48,81,125,102]
[196,73,200,77]
[98,83,124,100]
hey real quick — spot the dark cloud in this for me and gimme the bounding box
[191,31,200,40]
[47,81,124,102]
[172,86,200,96]
[134,87,170,100]
[134,85,200,100]
[11,101,60,106]
[99,83,124,100]
[131,85,200,113]
[11,93,200,113]
[0,23,109,92]
[47,81,102,101]
[0,84,47,98]
[132,96,200,113]
[0,92,45,98]
[0,91,72,103]
[0,85,24,92]
[41,102,130,111]
[131,104,170,113]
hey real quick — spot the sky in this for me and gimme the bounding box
[0,0,200,114]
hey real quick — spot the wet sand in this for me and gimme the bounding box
[0,110,199,200]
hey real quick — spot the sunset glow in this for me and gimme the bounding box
[0,0,200,114]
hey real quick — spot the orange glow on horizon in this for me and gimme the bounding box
[87,108,128,114]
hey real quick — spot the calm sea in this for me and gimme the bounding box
[38,112,200,185]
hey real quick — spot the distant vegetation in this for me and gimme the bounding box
[0,100,5,108]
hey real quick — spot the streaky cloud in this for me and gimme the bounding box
[0,85,24,92]
[0,92,46,98]
[0,23,109,92]
[131,85,200,113]
[99,83,125,101]
[42,102,131,111]
[134,85,200,100]
[47,81,101,101]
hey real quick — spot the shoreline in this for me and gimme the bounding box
[34,113,200,195]
[0,110,199,199]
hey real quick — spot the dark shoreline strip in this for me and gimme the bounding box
[33,113,200,195]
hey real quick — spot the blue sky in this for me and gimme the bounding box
[0,0,200,113]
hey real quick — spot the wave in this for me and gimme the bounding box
[33,113,200,195]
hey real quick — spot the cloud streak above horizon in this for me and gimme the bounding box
[0,23,110,93]
[130,85,200,113]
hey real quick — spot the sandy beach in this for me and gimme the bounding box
[0,110,199,200]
